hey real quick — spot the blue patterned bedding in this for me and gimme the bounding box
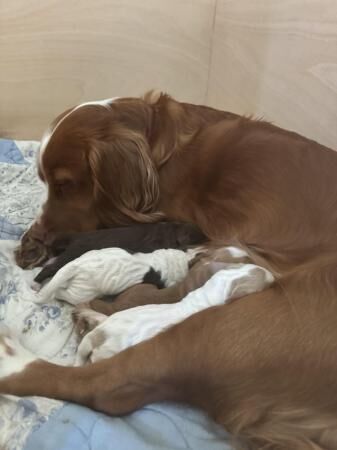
[0,139,231,450]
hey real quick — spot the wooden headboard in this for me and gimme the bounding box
[1,0,336,148]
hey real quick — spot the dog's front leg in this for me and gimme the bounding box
[0,324,198,416]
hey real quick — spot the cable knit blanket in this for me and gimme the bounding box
[0,138,274,450]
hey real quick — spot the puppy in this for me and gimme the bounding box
[73,246,251,335]
[16,221,206,276]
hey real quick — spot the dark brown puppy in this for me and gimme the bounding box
[31,222,205,282]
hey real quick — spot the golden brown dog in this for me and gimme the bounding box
[4,92,337,449]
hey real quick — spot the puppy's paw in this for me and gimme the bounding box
[72,304,107,339]
[0,329,37,380]
[75,328,109,366]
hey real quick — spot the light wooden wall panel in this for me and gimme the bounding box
[0,0,216,139]
[207,0,337,148]
[1,0,336,149]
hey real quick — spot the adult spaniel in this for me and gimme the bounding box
[7,92,337,449]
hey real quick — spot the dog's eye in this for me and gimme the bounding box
[54,179,75,197]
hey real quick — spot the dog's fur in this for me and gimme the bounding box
[4,92,337,449]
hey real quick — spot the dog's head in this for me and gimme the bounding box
[16,92,189,267]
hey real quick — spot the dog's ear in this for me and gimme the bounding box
[88,129,162,225]
[144,91,194,167]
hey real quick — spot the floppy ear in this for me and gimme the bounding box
[144,90,193,167]
[88,129,163,225]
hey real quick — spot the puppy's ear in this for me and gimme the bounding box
[88,129,162,225]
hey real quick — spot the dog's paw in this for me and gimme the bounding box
[0,329,37,380]
[72,304,107,339]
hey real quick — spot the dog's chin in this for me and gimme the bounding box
[15,237,51,269]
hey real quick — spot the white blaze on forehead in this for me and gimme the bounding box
[39,97,120,165]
